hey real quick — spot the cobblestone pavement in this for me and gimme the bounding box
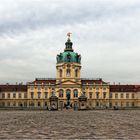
[0,110,140,139]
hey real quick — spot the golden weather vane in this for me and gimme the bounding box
[67,32,72,39]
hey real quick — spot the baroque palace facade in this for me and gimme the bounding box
[0,35,140,110]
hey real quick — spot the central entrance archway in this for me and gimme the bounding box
[66,89,71,107]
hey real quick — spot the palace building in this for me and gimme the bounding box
[0,35,140,110]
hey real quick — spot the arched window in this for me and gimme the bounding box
[60,69,63,77]
[66,69,71,77]
[73,89,78,98]
[66,89,71,100]
[96,92,99,99]
[59,89,64,97]
[75,69,78,77]
[45,92,48,99]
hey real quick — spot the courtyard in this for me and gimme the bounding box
[0,110,140,139]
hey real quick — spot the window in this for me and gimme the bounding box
[103,88,106,90]
[66,69,71,77]
[44,87,48,91]
[8,93,10,98]
[37,86,41,91]
[59,89,64,97]
[38,102,41,107]
[13,93,16,98]
[66,89,71,100]
[30,86,34,91]
[73,89,78,98]
[7,102,10,107]
[96,102,99,107]
[75,69,78,77]
[18,102,22,107]
[121,102,123,107]
[60,69,63,77]
[132,93,135,99]
[2,102,5,107]
[45,92,48,98]
[109,102,112,108]
[24,102,27,107]
[19,93,21,98]
[96,92,99,99]
[89,87,92,90]
[89,101,92,106]
[132,102,135,107]
[44,102,47,107]
[2,93,5,99]
[115,93,118,99]
[109,93,112,98]
[121,93,123,98]
[51,91,54,96]
[126,102,129,107]
[13,102,16,107]
[103,92,106,99]
[115,102,118,106]
[89,92,92,99]
[126,93,129,99]
[38,92,41,99]
[31,92,34,99]
[82,88,85,91]
[30,102,34,107]
[96,87,99,90]
[24,93,27,98]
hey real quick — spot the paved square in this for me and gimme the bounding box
[0,110,140,139]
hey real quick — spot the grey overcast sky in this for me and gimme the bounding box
[0,0,140,84]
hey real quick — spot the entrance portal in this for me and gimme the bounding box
[66,89,71,107]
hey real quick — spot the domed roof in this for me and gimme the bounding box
[56,38,81,64]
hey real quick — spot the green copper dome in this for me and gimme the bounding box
[56,38,81,64]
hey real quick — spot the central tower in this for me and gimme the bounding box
[56,33,81,84]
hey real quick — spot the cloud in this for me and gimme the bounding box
[0,0,140,35]
[0,0,140,84]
